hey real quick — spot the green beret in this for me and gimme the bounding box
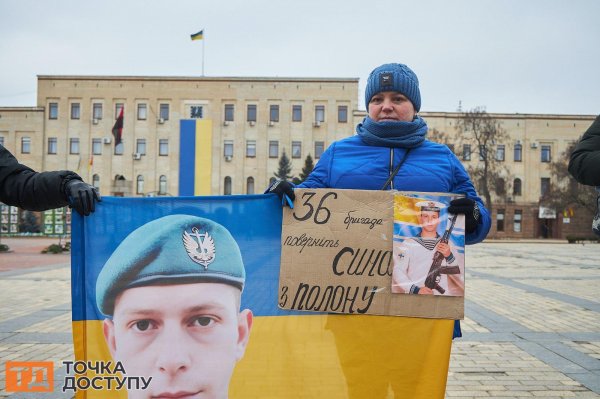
[96,214,245,316]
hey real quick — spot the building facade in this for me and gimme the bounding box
[0,75,596,239]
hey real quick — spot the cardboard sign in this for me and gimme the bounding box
[279,189,464,319]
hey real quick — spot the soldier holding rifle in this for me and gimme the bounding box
[392,201,464,296]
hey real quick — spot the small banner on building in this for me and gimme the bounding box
[539,206,557,219]
[71,195,454,398]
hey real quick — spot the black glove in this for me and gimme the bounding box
[65,179,101,216]
[448,198,480,234]
[266,180,295,208]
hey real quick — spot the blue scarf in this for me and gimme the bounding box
[356,116,428,148]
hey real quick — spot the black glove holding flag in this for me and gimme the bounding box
[63,177,101,216]
[448,198,480,234]
[265,179,295,208]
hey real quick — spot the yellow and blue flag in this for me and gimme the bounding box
[190,29,204,41]
[71,195,454,398]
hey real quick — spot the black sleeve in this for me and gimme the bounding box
[0,145,82,211]
[568,115,600,186]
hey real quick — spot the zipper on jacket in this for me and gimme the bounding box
[389,148,394,190]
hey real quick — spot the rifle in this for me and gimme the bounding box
[424,214,460,294]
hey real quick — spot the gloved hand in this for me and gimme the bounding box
[448,198,480,234]
[65,179,101,216]
[265,180,295,208]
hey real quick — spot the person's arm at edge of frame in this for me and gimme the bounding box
[568,115,600,187]
[0,145,99,214]
[450,154,491,245]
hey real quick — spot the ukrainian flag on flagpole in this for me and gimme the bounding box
[190,29,204,41]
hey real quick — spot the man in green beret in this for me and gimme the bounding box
[96,214,253,399]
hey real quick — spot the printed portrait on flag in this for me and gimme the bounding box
[95,215,252,399]
[392,193,466,297]
[71,195,455,398]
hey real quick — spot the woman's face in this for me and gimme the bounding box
[368,91,416,122]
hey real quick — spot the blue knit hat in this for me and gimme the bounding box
[365,63,421,112]
[96,214,245,316]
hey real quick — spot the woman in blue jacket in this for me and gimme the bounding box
[268,63,491,397]
[270,62,491,244]
[269,62,491,328]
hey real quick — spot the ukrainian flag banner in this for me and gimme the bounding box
[71,196,454,398]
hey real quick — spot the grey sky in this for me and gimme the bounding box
[0,0,598,115]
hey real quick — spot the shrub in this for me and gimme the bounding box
[41,243,70,254]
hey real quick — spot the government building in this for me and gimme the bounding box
[0,75,596,239]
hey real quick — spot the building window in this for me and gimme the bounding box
[224,176,232,195]
[292,105,302,122]
[137,104,147,120]
[115,103,124,119]
[114,141,124,155]
[159,175,167,195]
[513,210,522,233]
[136,175,144,194]
[157,103,169,121]
[159,139,168,156]
[315,105,325,123]
[71,103,80,120]
[69,138,80,155]
[541,177,550,197]
[21,137,31,154]
[292,141,302,159]
[92,174,100,189]
[136,139,146,155]
[479,145,486,161]
[92,138,102,155]
[496,145,505,161]
[338,106,348,123]
[269,105,280,122]
[513,178,522,196]
[224,104,234,122]
[49,103,58,119]
[269,141,279,158]
[495,177,506,196]
[447,144,455,154]
[48,137,57,154]
[246,140,256,157]
[247,104,257,122]
[496,209,505,232]
[541,145,551,162]
[315,141,325,159]
[247,177,255,194]
[0,136,4,146]
[224,140,234,158]
[462,144,471,161]
[93,103,103,120]
[514,143,522,162]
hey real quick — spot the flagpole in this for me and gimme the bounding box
[202,33,205,76]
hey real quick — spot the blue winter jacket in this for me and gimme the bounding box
[297,135,491,245]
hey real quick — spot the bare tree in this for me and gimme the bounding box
[454,107,512,214]
[543,139,596,214]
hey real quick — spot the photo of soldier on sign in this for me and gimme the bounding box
[392,193,466,297]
